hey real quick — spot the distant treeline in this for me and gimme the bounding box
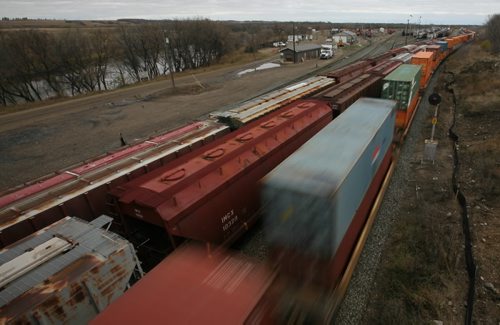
[486,14,500,53]
[0,20,240,105]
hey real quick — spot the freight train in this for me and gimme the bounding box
[0,31,475,323]
[91,97,397,324]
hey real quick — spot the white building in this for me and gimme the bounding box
[332,31,358,45]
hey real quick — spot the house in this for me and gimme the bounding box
[280,44,322,62]
[287,34,314,43]
[287,35,303,42]
[332,30,358,45]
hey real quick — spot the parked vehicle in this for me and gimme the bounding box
[320,44,334,59]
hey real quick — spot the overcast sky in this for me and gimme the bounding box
[1,0,497,25]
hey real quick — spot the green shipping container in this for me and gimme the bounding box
[381,64,422,110]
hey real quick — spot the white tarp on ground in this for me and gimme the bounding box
[237,62,281,77]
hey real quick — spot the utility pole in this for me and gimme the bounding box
[405,14,413,45]
[405,18,409,45]
[292,22,296,64]
[419,16,422,38]
[165,37,176,89]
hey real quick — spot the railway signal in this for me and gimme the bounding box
[424,92,441,162]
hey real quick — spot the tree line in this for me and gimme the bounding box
[486,14,500,53]
[0,20,243,106]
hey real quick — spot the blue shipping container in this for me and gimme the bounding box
[263,98,396,258]
[435,41,448,52]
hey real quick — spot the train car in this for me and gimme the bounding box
[262,98,396,291]
[314,73,382,113]
[321,60,375,83]
[0,215,139,324]
[365,59,402,77]
[91,244,274,325]
[314,60,401,113]
[211,76,335,129]
[93,98,398,325]
[380,64,422,130]
[424,45,442,69]
[0,120,229,248]
[390,52,413,64]
[110,99,332,252]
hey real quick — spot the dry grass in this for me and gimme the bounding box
[366,41,500,324]
[365,195,466,324]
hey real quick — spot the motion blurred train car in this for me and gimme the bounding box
[263,98,396,290]
[91,244,274,325]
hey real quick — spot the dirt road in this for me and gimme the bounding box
[0,34,405,191]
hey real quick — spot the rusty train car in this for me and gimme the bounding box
[0,215,140,324]
[0,31,475,322]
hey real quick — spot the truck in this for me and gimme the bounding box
[320,44,334,59]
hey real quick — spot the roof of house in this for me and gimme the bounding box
[280,43,322,53]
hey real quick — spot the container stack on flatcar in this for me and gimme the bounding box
[380,64,422,130]
[411,51,435,88]
[261,98,396,321]
[0,29,476,322]
[424,45,442,70]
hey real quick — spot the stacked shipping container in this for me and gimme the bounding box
[381,64,422,129]
[411,51,435,88]
[263,98,396,288]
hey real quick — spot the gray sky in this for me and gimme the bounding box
[1,0,497,25]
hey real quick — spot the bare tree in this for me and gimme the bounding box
[0,31,52,102]
[165,19,231,71]
[117,26,142,82]
[89,29,115,91]
[486,14,500,54]
[56,29,99,95]
[138,24,163,79]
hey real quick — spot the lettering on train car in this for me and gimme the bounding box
[221,209,238,232]
[134,208,144,219]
